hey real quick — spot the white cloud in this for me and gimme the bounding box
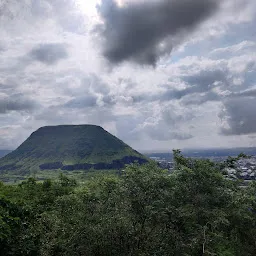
[0,0,255,151]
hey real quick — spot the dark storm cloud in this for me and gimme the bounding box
[220,97,256,135]
[96,0,220,65]
[0,94,40,114]
[29,43,68,65]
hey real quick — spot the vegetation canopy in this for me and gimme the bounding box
[0,151,256,256]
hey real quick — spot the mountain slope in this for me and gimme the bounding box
[0,125,147,173]
[0,150,12,158]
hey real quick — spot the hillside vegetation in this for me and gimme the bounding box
[0,125,146,175]
[1,151,256,256]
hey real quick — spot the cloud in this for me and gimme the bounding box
[0,0,87,34]
[0,82,18,94]
[0,0,256,151]
[28,43,69,65]
[147,128,193,141]
[134,105,195,141]
[60,74,113,109]
[0,94,40,114]
[64,95,98,109]
[160,53,255,106]
[176,69,230,105]
[181,91,221,105]
[96,0,220,65]
[0,125,24,149]
[0,43,5,52]
[220,97,256,135]
[164,69,228,104]
[130,68,230,105]
[43,0,87,34]
[232,88,256,98]
[211,41,256,57]
[183,69,229,87]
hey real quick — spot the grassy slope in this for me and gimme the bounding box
[0,125,145,172]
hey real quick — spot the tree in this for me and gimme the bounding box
[0,152,256,255]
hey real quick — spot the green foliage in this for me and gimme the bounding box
[0,154,256,255]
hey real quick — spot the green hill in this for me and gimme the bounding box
[0,150,12,158]
[0,125,147,174]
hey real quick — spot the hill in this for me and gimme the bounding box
[0,125,147,174]
[0,150,12,158]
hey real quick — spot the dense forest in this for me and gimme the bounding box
[1,151,256,256]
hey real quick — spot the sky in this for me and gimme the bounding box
[0,0,256,151]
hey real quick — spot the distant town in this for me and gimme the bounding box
[146,147,256,182]
[225,156,256,182]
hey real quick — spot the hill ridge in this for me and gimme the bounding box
[0,125,147,174]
